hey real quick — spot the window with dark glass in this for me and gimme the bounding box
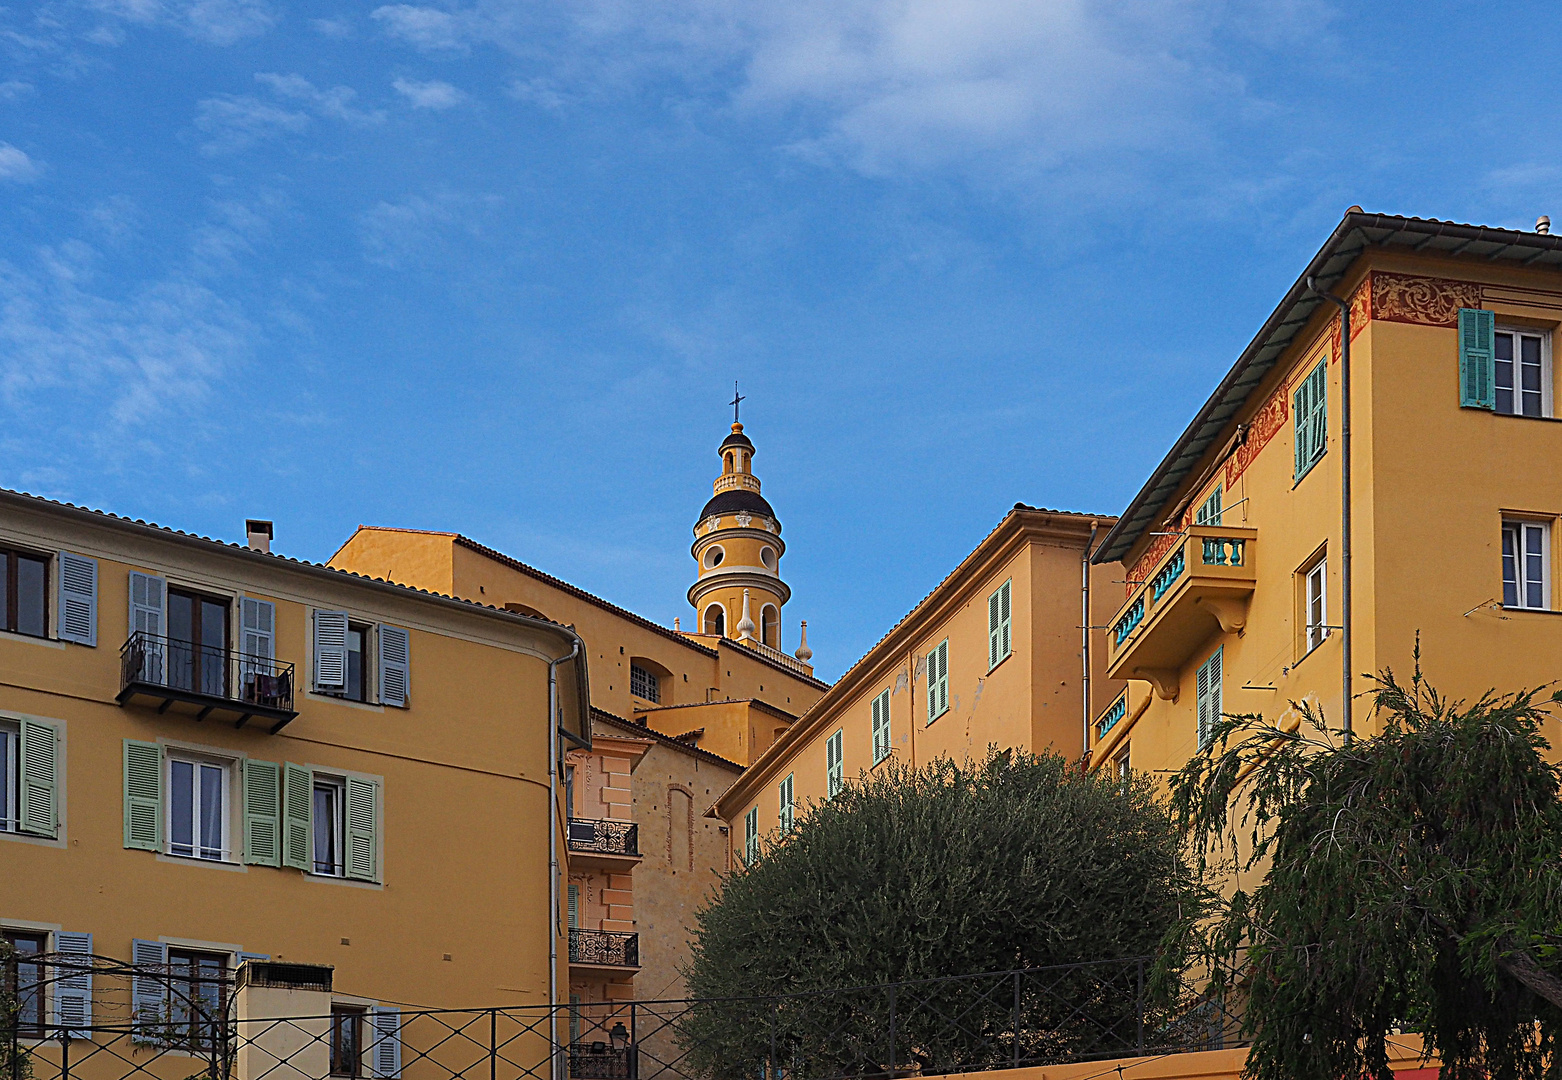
[1494,329,1549,417]
[0,548,48,639]
[313,777,345,876]
[1,930,45,1036]
[166,948,228,1051]
[331,1005,365,1076]
[169,756,228,861]
[167,589,230,697]
[630,664,659,703]
[345,624,369,702]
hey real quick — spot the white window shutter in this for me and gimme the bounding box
[128,572,166,683]
[345,777,379,882]
[378,624,410,707]
[18,718,58,838]
[130,938,168,1040]
[371,1007,402,1079]
[313,611,349,692]
[58,552,97,646]
[54,930,93,1038]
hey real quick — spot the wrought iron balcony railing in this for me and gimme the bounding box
[569,1044,634,1080]
[569,929,639,969]
[568,818,640,858]
[118,631,298,732]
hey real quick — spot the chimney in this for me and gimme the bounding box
[1538,216,1551,235]
[245,520,273,554]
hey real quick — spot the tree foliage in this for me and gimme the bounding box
[683,749,1192,1077]
[1167,656,1562,1080]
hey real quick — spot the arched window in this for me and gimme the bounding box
[724,452,734,472]
[761,604,779,648]
[630,657,672,704]
[704,604,726,637]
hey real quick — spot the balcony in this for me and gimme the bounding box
[1105,526,1257,699]
[118,631,298,732]
[569,929,639,971]
[569,1046,634,1080]
[568,819,641,868]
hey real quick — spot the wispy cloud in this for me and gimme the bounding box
[359,190,502,268]
[370,4,468,51]
[0,143,41,182]
[310,17,353,37]
[195,73,383,153]
[0,81,33,101]
[393,77,467,109]
[506,77,569,110]
[85,0,278,45]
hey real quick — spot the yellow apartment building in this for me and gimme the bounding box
[714,505,1122,860]
[1088,211,1562,780]
[0,489,590,1039]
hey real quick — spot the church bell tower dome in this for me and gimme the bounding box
[689,404,791,653]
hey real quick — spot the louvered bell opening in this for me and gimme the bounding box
[237,962,334,993]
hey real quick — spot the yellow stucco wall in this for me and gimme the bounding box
[0,497,582,1011]
[1095,249,1562,782]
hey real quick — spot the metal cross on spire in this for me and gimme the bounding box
[730,381,745,423]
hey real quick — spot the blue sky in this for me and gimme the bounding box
[0,0,1554,679]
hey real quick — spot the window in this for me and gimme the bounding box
[703,546,725,569]
[743,806,758,865]
[871,690,891,765]
[1196,648,1223,752]
[925,640,949,723]
[1503,521,1550,610]
[778,774,793,835]
[1196,486,1223,526]
[169,755,229,861]
[1495,329,1550,417]
[987,582,1011,670]
[166,948,227,1051]
[1293,359,1327,481]
[331,1006,365,1077]
[345,624,369,703]
[1305,559,1329,653]
[630,664,659,703]
[825,729,843,798]
[1,930,46,1036]
[703,605,725,637]
[1,719,59,838]
[167,589,230,698]
[313,776,346,876]
[761,605,779,649]
[760,546,776,569]
[1115,747,1131,790]
[0,548,48,638]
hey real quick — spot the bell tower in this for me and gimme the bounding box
[688,393,794,655]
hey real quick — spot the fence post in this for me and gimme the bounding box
[886,983,896,1079]
[628,1003,637,1080]
[490,1008,498,1080]
[768,1006,777,1080]
[1012,971,1021,1070]
[59,1026,68,1080]
[1135,959,1145,1055]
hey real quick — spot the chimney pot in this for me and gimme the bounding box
[245,520,273,554]
[1538,216,1551,235]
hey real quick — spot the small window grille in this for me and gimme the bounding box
[630,664,659,703]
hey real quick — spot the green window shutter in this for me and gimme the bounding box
[19,719,58,838]
[123,740,163,851]
[933,640,949,716]
[988,590,1001,669]
[1309,362,1328,463]
[1293,377,1308,478]
[1293,361,1328,479]
[1196,648,1223,750]
[282,763,312,870]
[873,691,890,762]
[925,649,939,722]
[242,760,282,866]
[345,777,379,882]
[999,581,1011,661]
[744,806,758,864]
[567,884,579,928]
[1458,308,1496,409]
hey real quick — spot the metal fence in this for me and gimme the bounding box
[1,954,1244,1080]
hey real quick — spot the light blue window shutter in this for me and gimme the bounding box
[243,759,282,867]
[123,740,163,851]
[1459,308,1496,409]
[130,938,167,1040]
[19,718,58,838]
[378,625,410,707]
[128,572,166,682]
[989,590,1001,669]
[237,951,270,966]
[371,1007,402,1079]
[57,552,97,646]
[54,931,93,1039]
[999,581,1012,661]
[345,777,379,882]
[282,763,312,871]
[313,611,349,692]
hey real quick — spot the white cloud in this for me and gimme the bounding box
[370,5,468,51]
[194,95,309,154]
[393,77,468,109]
[255,72,384,123]
[310,17,354,37]
[0,143,40,182]
[0,81,34,101]
[506,77,568,110]
[85,0,278,44]
[359,191,502,268]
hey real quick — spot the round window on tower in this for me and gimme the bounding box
[704,545,725,569]
[760,546,776,569]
